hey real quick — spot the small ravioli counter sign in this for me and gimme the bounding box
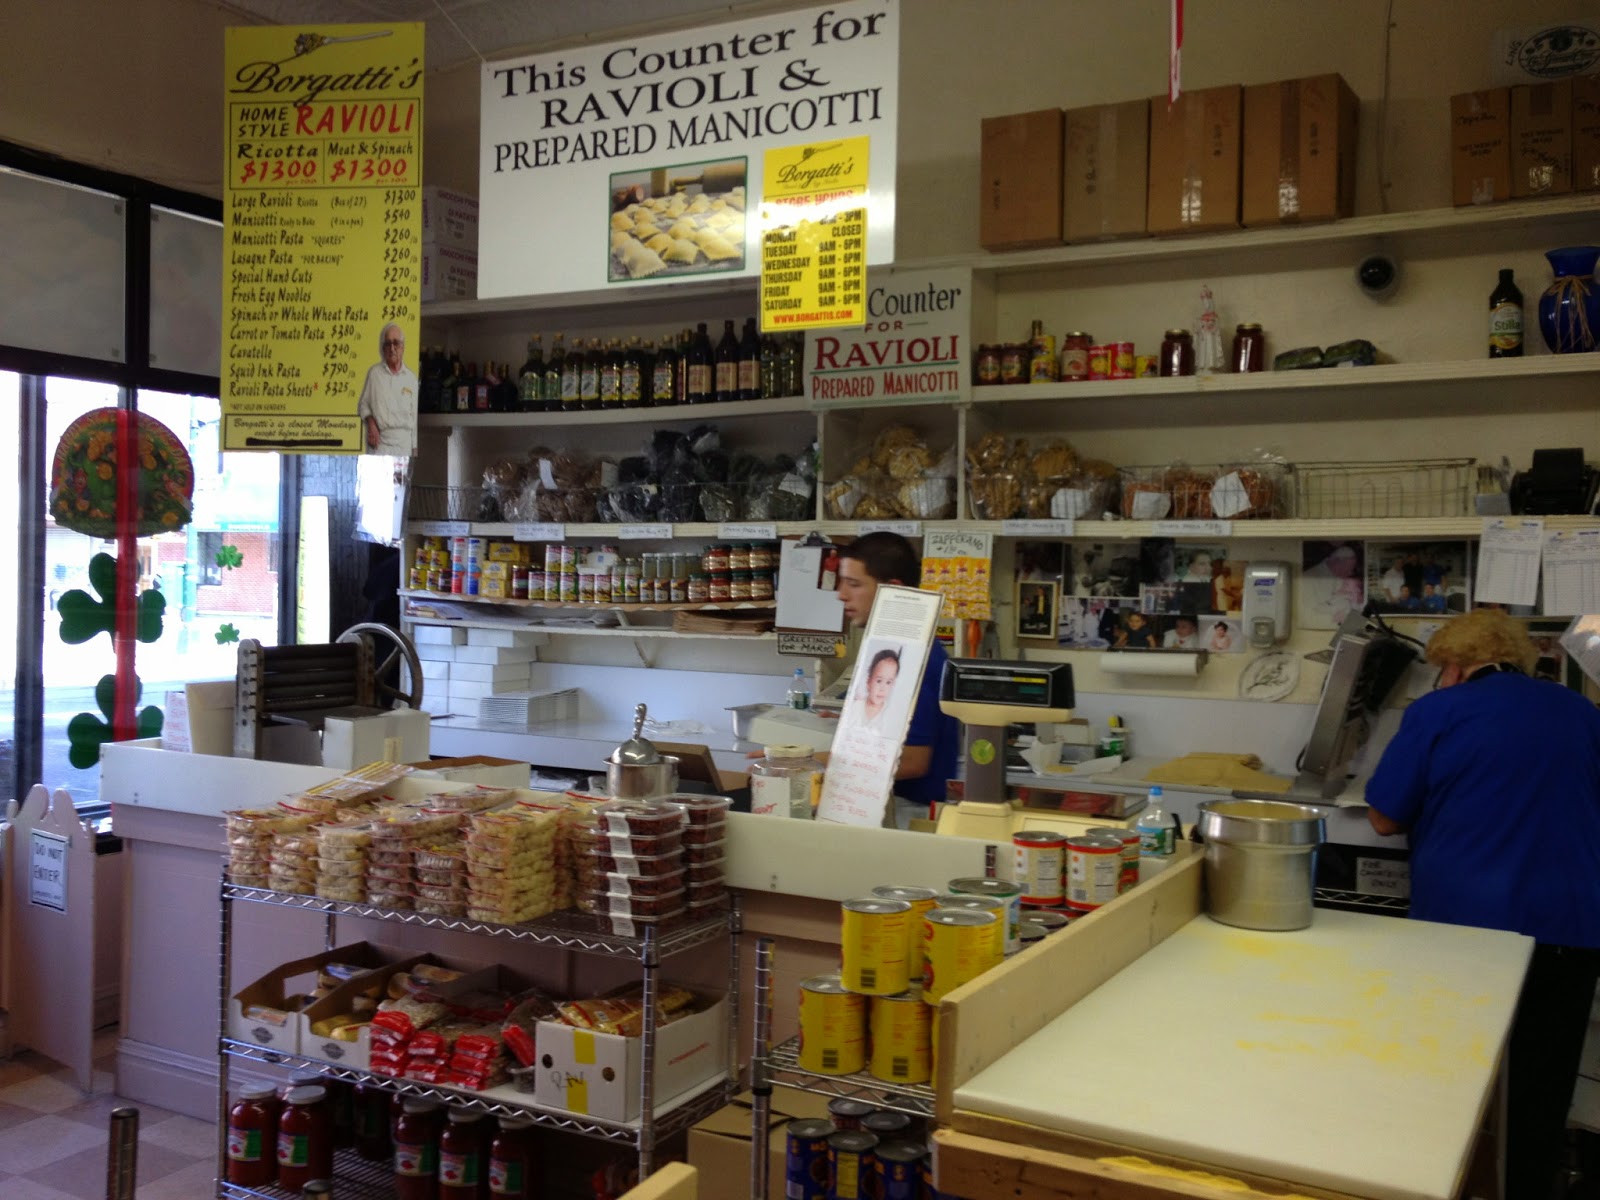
[221,23,423,455]
[803,265,969,407]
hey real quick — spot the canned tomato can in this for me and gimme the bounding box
[1087,344,1111,380]
[934,895,1005,967]
[827,1098,873,1131]
[827,1131,879,1200]
[1111,341,1136,379]
[922,908,997,1001]
[871,886,938,982]
[1010,830,1068,907]
[787,1119,834,1200]
[798,975,866,1076]
[1135,354,1159,378]
[868,990,931,1084]
[919,1152,938,1200]
[1026,910,1072,935]
[862,1112,913,1141]
[1090,826,1143,894]
[1065,834,1123,912]
[544,544,562,574]
[948,877,1022,955]
[840,899,912,996]
[873,1140,924,1200]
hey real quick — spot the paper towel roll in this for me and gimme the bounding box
[1098,651,1206,677]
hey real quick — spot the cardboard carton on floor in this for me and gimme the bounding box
[1575,76,1600,192]
[1511,80,1574,197]
[688,1087,837,1200]
[979,109,1065,251]
[1242,74,1360,226]
[1147,85,1242,234]
[1451,88,1512,205]
[1063,100,1148,241]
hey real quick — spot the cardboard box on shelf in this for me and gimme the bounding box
[1147,85,1243,234]
[406,755,531,789]
[296,953,432,1072]
[1242,74,1360,226]
[979,109,1065,251]
[1576,76,1600,192]
[1451,88,1512,205]
[1063,100,1148,242]
[688,1087,837,1200]
[422,245,478,302]
[421,185,479,250]
[1511,80,1573,197]
[535,991,729,1122]
[229,941,409,1056]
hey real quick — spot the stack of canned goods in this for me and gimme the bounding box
[785,1101,939,1200]
[1010,827,1141,920]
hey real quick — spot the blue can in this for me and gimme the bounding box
[827,1131,878,1200]
[875,1140,924,1200]
[785,1119,833,1200]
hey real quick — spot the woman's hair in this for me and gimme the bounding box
[868,647,901,675]
[1425,608,1537,672]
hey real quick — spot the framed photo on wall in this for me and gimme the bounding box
[1017,580,1060,641]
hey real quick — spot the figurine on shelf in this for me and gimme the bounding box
[1195,285,1225,375]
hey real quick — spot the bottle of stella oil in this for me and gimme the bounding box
[1489,268,1523,358]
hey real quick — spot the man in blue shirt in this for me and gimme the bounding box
[836,532,961,828]
[1366,608,1600,1200]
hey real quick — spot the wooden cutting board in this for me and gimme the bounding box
[954,911,1531,1200]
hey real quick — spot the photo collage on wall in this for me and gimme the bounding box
[1015,539,1248,653]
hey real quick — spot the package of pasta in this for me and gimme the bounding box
[557,984,696,1037]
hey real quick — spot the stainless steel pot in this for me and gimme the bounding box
[605,756,680,800]
[1196,799,1326,931]
[726,703,774,740]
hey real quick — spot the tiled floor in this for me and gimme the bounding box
[0,1028,219,1199]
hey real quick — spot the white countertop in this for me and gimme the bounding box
[1006,754,1368,808]
[427,716,758,775]
[954,910,1530,1200]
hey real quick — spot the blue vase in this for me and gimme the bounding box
[1538,246,1600,354]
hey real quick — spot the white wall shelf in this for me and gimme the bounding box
[408,521,816,539]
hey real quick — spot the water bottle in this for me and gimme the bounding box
[1135,786,1176,857]
[786,667,812,711]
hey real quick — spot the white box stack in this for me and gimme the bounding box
[480,688,580,725]
[421,186,478,301]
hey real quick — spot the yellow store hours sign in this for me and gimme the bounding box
[759,135,868,333]
[222,24,423,454]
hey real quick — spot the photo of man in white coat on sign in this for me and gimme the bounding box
[358,322,419,456]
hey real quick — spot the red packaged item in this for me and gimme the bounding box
[407,1063,452,1084]
[501,1023,537,1067]
[455,1032,503,1060]
[371,1009,416,1038]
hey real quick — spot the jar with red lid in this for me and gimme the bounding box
[702,543,729,574]
[1160,329,1196,377]
[438,1109,490,1200]
[227,1085,281,1187]
[1232,322,1265,373]
[1058,332,1091,381]
[974,344,1002,386]
[394,1099,443,1200]
[998,343,1029,385]
[488,1116,538,1199]
[277,1085,333,1193]
[354,1082,391,1162]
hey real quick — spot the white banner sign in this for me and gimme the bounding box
[804,265,969,408]
[477,0,899,299]
[30,830,68,912]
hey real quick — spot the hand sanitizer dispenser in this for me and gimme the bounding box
[1243,563,1291,648]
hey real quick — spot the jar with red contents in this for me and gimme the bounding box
[488,1116,538,1199]
[276,1085,333,1193]
[438,1109,490,1200]
[1232,322,1265,373]
[974,344,1002,386]
[394,1099,444,1199]
[1058,332,1091,381]
[1160,329,1196,377]
[353,1082,392,1162]
[226,1085,281,1187]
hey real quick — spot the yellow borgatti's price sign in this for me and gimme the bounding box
[759,135,869,332]
[222,23,423,454]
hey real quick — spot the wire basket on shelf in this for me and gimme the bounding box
[1293,459,1476,519]
[824,473,955,521]
[1119,463,1292,521]
[409,483,487,522]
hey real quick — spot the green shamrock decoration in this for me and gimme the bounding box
[66,673,163,769]
[58,552,165,645]
[217,543,244,570]
[216,622,241,645]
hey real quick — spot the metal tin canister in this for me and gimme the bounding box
[786,1119,834,1200]
[840,899,911,996]
[922,909,997,1001]
[1065,834,1123,912]
[1010,830,1068,906]
[797,975,866,1076]
[948,877,1022,955]
[1024,909,1072,935]
[1090,826,1143,894]
[934,895,1006,967]
[871,885,939,983]
[1087,344,1111,380]
[862,1112,914,1141]
[868,990,931,1084]
[1029,334,1058,382]
[918,1153,938,1200]
[1134,354,1159,378]
[827,1098,873,1131]
[1111,341,1136,379]
[873,1140,924,1200]
[827,1131,879,1200]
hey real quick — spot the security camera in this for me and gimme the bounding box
[1356,255,1401,301]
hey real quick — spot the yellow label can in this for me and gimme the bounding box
[934,894,1006,968]
[797,975,866,1076]
[868,989,931,1084]
[922,908,997,1002]
[870,885,939,985]
[840,898,911,995]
